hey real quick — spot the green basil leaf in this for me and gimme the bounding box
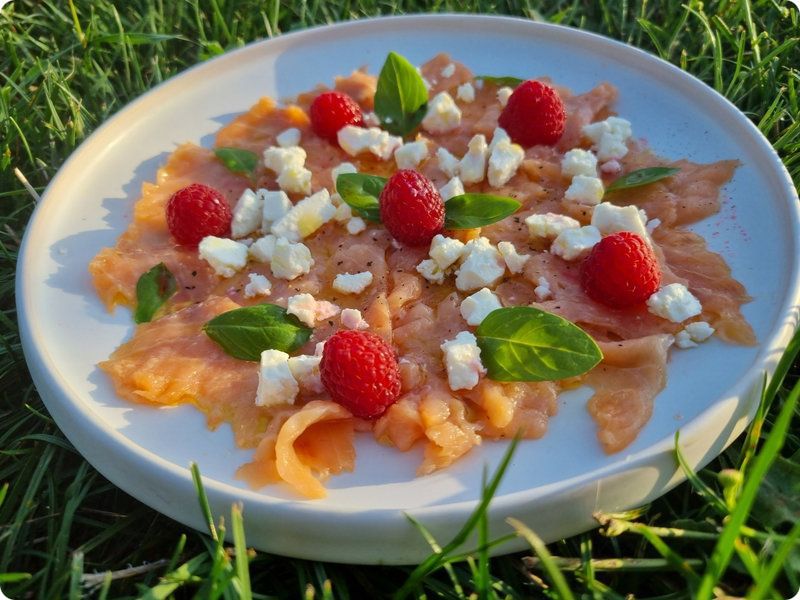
[475,75,524,87]
[444,194,521,229]
[476,307,603,382]
[214,147,258,178]
[374,51,429,136]
[134,263,176,324]
[203,303,312,361]
[336,173,386,222]
[605,166,680,194]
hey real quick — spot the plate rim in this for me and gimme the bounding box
[16,13,800,562]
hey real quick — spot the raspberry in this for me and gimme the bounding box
[320,330,401,419]
[166,183,232,246]
[310,91,364,143]
[379,169,445,246]
[498,80,566,147]
[581,232,662,308]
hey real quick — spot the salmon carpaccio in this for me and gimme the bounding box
[91,54,755,499]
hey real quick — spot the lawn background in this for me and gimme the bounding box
[1,1,799,598]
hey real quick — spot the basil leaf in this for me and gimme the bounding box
[475,75,524,87]
[605,166,680,193]
[444,194,521,229]
[476,307,602,382]
[203,303,312,361]
[214,147,258,178]
[336,173,385,222]
[134,263,176,324]
[374,51,429,136]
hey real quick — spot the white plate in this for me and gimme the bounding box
[17,15,800,564]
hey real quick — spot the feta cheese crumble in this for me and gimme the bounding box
[341,308,369,330]
[525,212,580,240]
[261,190,292,231]
[287,354,324,394]
[646,283,703,323]
[439,176,465,201]
[497,86,514,107]
[337,125,403,160]
[416,259,445,284]
[497,241,530,274]
[561,148,598,178]
[460,288,502,326]
[564,175,604,205]
[331,162,357,192]
[422,92,462,134]
[488,138,525,187]
[534,276,552,301]
[456,82,475,103]
[675,321,715,349]
[255,349,299,407]
[582,116,633,161]
[551,225,601,261]
[276,128,301,148]
[332,271,373,295]
[270,237,314,280]
[459,134,488,184]
[244,273,272,298]
[455,237,505,291]
[591,202,648,239]
[437,147,460,177]
[249,234,277,263]
[394,140,429,170]
[429,234,466,270]
[262,145,312,195]
[271,189,336,242]
[231,188,263,239]
[440,62,456,78]
[286,293,340,327]
[440,331,486,391]
[346,217,366,235]
[198,236,248,278]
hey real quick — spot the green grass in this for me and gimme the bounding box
[1,0,799,598]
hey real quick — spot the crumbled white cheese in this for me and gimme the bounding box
[255,349,299,407]
[564,175,604,205]
[675,321,716,349]
[198,236,249,278]
[600,159,622,175]
[439,176,465,202]
[429,234,466,270]
[436,149,459,178]
[244,273,272,298]
[270,237,314,280]
[488,139,525,187]
[646,218,662,234]
[460,287,502,326]
[260,190,293,231]
[440,62,456,78]
[286,293,320,327]
[455,237,505,291]
[525,212,581,240]
[422,92,462,134]
[534,276,552,301]
[497,86,514,107]
[287,354,324,394]
[561,148,598,178]
[497,241,530,274]
[416,258,445,284]
[440,331,486,391]
[230,188,263,239]
[363,111,381,127]
[334,202,353,223]
[488,127,511,154]
[332,271,373,295]
[551,225,601,261]
[582,117,633,161]
[346,217,366,235]
[341,308,369,330]
[249,234,277,263]
[591,202,648,239]
[262,146,312,195]
[276,128,301,148]
[456,82,475,103]
[394,140,429,170]
[270,189,336,242]
[459,134,488,184]
[337,125,403,160]
[331,162,357,192]
[646,283,703,323]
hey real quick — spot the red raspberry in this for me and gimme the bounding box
[166,183,232,246]
[581,232,662,308]
[310,91,364,144]
[379,169,445,246]
[320,330,401,419]
[498,80,566,147]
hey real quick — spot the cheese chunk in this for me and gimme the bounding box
[422,92,462,133]
[270,237,314,280]
[440,331,486,391]
[646,284,702,323]
[198,236,248,278]
[255,350,299,407]
[271,189,336,242]
[332,271,373,295]
[455,237,505,291]
[460,288,502,326]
